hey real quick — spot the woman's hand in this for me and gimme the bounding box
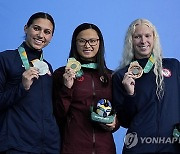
[100,115,118,131]
[63,67,76,89]
[22,67,39,90]
[105,114,117,131]
[122,71,135,95]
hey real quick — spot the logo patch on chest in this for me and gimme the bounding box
[77,76,84,81]
[162,68,171,77]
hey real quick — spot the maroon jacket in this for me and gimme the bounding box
[53,67,116,154]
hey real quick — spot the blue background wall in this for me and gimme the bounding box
[0,1,179,153]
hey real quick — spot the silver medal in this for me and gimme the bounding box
[32,60,49,76]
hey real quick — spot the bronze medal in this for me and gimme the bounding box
[128,61,143,79]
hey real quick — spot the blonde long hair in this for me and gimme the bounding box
[119,19,164,100]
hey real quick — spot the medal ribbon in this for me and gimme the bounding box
[66,57,98,78]
[18,44,43,70]
[76,63,98,78]
[81,63,98,69]
[143,53,155,73]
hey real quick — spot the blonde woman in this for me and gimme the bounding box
[113,19,180,153]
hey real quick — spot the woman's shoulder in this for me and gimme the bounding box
[52,66,66,83]
[113,65,128,77]
[163,57,179,62]
[163,58,179,67]
[53,66,65,75]
[0,49,19,65]
[54,66,65,73]
[0,49,18,57]
[106,68,113,75]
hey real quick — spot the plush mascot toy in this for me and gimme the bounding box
[90,99,115,124]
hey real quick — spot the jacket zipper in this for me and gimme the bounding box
[41,77,45,153]
[91,73,96,154]
[92,128,96,154]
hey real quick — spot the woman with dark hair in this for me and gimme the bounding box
[53,23,118,154]
[68,23,107,79]
[0,12,60,153]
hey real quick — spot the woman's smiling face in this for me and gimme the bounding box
[24,18,53,51]
[133,24,154,59]
[76,29,99,61]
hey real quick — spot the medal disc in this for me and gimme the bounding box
[128,61,143,79]
[132,68,139,75]
[66,58,81,72]
[32,59,49,76]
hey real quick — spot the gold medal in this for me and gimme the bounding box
[32,59,49,76]
[66,58,81,72]
[128,61,143,79]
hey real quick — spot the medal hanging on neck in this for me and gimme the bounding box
[18,45,49,76]
[128,54,155,79]
[66,58,98,78]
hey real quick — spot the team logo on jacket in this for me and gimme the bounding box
[162,68,171,77]
[77,76,84,81]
